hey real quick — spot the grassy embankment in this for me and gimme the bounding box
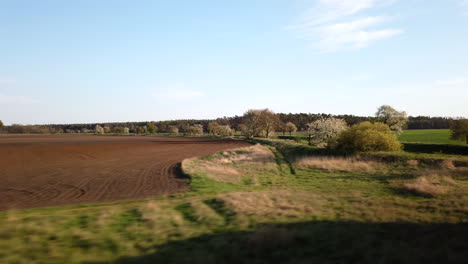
[0,132,467,263]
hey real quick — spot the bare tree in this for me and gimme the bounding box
[242,109,279,138]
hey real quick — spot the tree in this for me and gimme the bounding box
[112,127,125,134]
[123,127,130,135]
[285,122,297,136]
[243,109,264,138]
[146,122,157,134]
[0,120,3,131]
[168,126,179,134]
[242,109,280,138]
[188,124,204,135]
[95,125,105,134]
[333,122,402,153]
[136,126,147,134]
[376,105,408,134]
[450,119,468,144]
[208,122,220,135]
[307,117,347,147]
[217,125,233,137]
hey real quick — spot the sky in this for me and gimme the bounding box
[1,0,467,125]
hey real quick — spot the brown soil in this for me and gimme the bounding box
[0,135,250,210]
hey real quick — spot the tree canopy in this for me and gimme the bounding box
[376,105,408,134]
[450,119,468,144]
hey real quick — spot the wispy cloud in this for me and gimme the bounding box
[0,94,38,104]
[152,82,204,101]
[287,0,403,52]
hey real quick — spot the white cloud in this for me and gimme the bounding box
[288,0,403,52]
[0,94,38,104]
[152,82,204,101]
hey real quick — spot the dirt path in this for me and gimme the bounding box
[0,135,250,210]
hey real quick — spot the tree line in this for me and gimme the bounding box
[0,112,462,135]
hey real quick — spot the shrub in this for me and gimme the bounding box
[333,122,402,153]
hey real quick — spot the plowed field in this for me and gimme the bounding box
[0,135,250,210]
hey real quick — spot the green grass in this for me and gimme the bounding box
[0,140,467,263]
[399,129,465,145]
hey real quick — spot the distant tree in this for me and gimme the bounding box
[334,122,402,153]
[307,117,347,147]
[168,126,179,134]
[285,122,298,136]
[95,125,105,134]
[136,126,146,134]
[243,110,264,138]
[81,128,90,133]
[112,127,125,134]
[261,109,280,138]
[217,125,233,137]
[123,127,130,135]
[0,120,3,131]
[450,119,468,144]
[236,124,247,134]
[146,122,157,134]
[188,124,204,135]
[8,124,25,134]
[104,126,111,133]
[242,109,279,138]
[208,122,220,135]
[376,105,408,134]
[278,121,287,135]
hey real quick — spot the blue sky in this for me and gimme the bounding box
[1,0,467,125]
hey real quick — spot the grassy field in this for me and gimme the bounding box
[0,140,467,263]
[399,129,465,145]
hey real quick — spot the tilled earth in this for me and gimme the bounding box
[0,135,250,210]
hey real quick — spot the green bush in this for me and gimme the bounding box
[333,122,402,153]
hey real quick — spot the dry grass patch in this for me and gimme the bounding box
[220,190,329,218]
[216,144,275,164]
[406,159,419,167]
[183,144,279,184]
[440,160,456,170]
[295,157,380,173]
[402,174,457,197]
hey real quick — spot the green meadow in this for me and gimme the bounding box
[399,129,465,145]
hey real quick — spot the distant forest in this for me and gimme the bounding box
[1,114,455,134]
